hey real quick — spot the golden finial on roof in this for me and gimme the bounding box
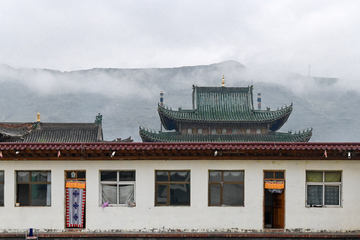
[222,75,225,87]
[37,112,40,122]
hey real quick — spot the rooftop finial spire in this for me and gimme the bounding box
[222,75,225,87]
[37,112,40,122]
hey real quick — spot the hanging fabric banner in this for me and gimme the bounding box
[66,181,86,228]
[264,180,284,189]
[268,189,283,194]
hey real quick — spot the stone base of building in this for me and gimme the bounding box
[3,232,360,240]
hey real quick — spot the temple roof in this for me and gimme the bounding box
[139,127,312,143]
[0,122,103,142]
[159,85,292,131]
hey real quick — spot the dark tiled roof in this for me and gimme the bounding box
[0,122,39,141]
[158,85,293,131]
[0,122,103,142]
[0,142,358,160]
[139,127,312,143]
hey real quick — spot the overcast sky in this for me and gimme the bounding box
[1,0,359,80]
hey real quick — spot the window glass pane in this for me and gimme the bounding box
[66,171,74,179]
[119,171,135,181]
[17,172,29,182]
[77,171,86,179]
[101,171,117,181]
[264,172,273,179]
[31,184,49,206]
[31,172,48,182]
[119,185,134,204]
[307,185,323,205]
[157,184,167,204]
[306,171,323,182]
[275,172,284,179]
[170,171,189,182]
[325,172,341,182]
[0,171,3,182]
[102,184,117,204]
[210,184,220,205]
[223,183,244,206]
[223,171,243,182]
[0,183,3,206]
[209,171,221,182]
[170,183,190,206]
[17,184,29,206]
[325,186,340,205]
[156,171,168,182]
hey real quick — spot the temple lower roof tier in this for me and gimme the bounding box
[139,127,313,143]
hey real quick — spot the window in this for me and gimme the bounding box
[187,128,192,134]
[211,129,216,134]
[198,128,203,134]
[16,171,51,206]
[246,129,251,134]
[209,170,244,206]
[155,170,190,206]
[222,128,227,134]
[232,129,237,134]
[100,171,135,206]
[0,171,3,206]
[66,170,86,180]
[306,171,341,207]
[256,128,261,134]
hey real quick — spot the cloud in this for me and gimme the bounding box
[0,0,360,84]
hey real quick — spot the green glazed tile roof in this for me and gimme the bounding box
[139,127,313,143]
[159,85,292,131]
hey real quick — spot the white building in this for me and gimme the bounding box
[0,142,359,235]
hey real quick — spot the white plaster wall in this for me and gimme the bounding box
[0,159,359,232]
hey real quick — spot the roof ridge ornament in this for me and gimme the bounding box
[94,113,102,126]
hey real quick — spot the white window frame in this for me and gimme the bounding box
[305,171,342,208]
[100,170,136,207]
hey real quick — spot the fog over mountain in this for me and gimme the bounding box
[0,61,358,142]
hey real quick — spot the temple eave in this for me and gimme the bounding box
[139,127,312,143]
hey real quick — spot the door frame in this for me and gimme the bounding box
[64,170,86,229]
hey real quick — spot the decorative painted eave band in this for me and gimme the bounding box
[0,142,359,160]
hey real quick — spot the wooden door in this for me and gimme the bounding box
[272,191,285,228]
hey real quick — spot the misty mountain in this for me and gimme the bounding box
[0,61,358,142]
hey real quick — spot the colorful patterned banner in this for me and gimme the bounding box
[66,186,86,228]
[264,180,285,189]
